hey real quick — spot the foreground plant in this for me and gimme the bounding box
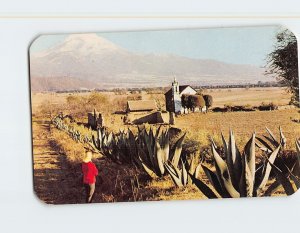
[164,154,198,187]
[265,139,300,195]
[52,115,92,143]
[136,126,186,178]
[190,128,290,198]
[92,127,137,164]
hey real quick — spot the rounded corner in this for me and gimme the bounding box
[286,185,300,197]
[28,34,43,54]
[33,187,53,205]
[275,25,298,43]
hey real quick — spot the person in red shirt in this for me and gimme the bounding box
[82,150,98,203]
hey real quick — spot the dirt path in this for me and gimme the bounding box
[33,119,85,204]
[32,119,145,204]
[32,118,204,204]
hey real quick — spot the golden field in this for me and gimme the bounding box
[31,87,299,149]
[31,87,300,203]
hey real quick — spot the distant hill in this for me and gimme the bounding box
[30,76,100,92]
[30,33,270,91]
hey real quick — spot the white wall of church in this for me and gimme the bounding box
[180,86,197,96]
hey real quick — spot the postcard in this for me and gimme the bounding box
[30,26,300,204]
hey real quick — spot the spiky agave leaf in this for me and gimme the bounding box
[201,164,227,198]
[155,125,162,138]
[107,132,113,146]
[267,159,295,195]
[165,162,183,187]
[211,144,240,198]
[279,126,287,148]
[256,145,281,196]
[97,128,102,148]
[181,160,188,186]
[137,145,151,169]
[244,133,256,185]
[143,130,155,168]
[296,140,300,161]
[226,130,242,191]
[255,139,273,153]
[155,140,165,176]
[263,127,280,148]
[263,179,282,196]
[189,172,218,199]
[186,154,196,184]
[140,159,158,179]
[128,129,137,162]
[244,156,254,197]
[194,164,201,179]
[92,134,99,150]
[161,130,170,162]
[188,154,197,174]
[282,163,300,189]
[221,132,228,156]
[171,133,186,167]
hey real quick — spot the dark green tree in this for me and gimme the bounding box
[266,29,299,105]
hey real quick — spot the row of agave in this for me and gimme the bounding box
[189,127,300,198]
[52,114,300,197]
[52,114,189,181]
[91,125,189,181]
[52,115,93,144]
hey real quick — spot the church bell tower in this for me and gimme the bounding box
[172,77,182,113]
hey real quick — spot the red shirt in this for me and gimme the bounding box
[82,162,98,184]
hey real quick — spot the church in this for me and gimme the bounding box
[164,78,197,114]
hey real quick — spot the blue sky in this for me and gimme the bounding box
[31,25,283,66]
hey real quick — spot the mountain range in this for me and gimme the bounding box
[30,33,269,91]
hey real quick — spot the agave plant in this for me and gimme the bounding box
[91,127,137,164]
[190,129,284,198]
[263,139,300,196]
[135,126,185,178]
[164,154,198,187]
[92,127,113,150]
[255,126,286,153]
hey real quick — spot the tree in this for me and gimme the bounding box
[266,29,299,105]
[187,95,205,112]
[203,95,213,112]
[181,94,189,113]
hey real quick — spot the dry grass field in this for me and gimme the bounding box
[31,86,300,203]
[202,87,292,107]
[176,109,299,150]
[31,87,292,114]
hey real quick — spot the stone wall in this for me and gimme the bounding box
[127,111,170,125]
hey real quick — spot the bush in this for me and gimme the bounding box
[224,103,234,112]
[258,102,278,111]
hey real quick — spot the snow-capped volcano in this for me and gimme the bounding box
[34,34,122,58]
[30,33,268,91]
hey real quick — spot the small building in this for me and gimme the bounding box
[126,100,157,113]
[125,100,171,124]
[164,78,197,114]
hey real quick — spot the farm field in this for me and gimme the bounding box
[31,87,299,149]
[176,109,300,150]
[201,87,292,107]
[31,86,300,204]
[33,118,289,204]
[31,87,291,111]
